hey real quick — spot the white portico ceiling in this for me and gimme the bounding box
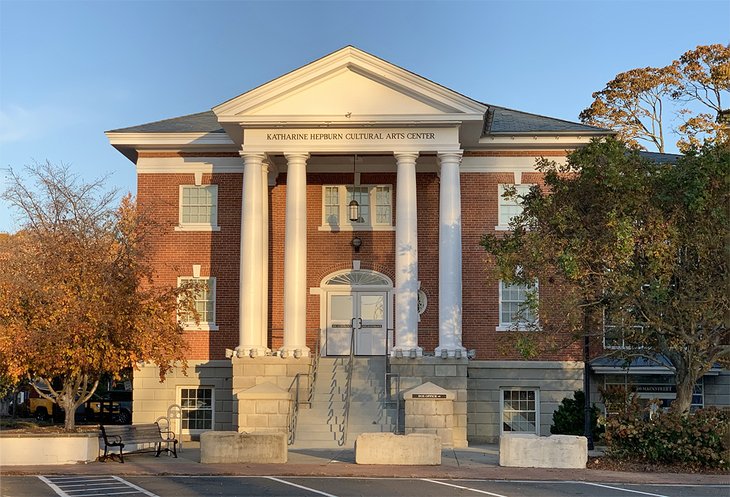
[213,46,487,126]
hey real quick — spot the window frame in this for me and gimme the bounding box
[319,184,394,231]
[177,386,214,434]
[177,276,218,331]
[497,279,539,331]
[500,388,540,435]
[496,183,534,230]
[176,184,221,232]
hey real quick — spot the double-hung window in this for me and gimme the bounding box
[497,184,534,230]
[501,388,539,434]
[178,277,217,331]
[498,280,538,331]
[179,387,214,432]
[603,306,644,349]
[320,185,393,230]
[178,185,220,231]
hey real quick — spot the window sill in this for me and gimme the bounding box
[494,225,512,232]
[175,225,221,232]
[318,225,396,232]
[183,323,219,331]
[496,324,540,332]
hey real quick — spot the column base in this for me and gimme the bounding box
[391,346,423,359]
[435,346,467,359]
[234,346,271,358]
[278,346,310,359]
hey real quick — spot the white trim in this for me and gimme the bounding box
[460,156,567,172]
[137,156,243,174]
[478,134,599,148]
[177,386,215,435]
[500,387,540,436]
[106,132,234,147]
[175,225,221,232]
[213,46,487,119]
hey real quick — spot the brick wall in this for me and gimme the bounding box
[138,156,580,363]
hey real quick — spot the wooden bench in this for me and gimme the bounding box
[100,423,177,463]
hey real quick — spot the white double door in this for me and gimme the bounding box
[326,291,388,356]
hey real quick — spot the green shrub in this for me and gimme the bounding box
[550,390,602,440]
[603,397,730,469]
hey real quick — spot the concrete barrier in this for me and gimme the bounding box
[200,431,287,463]
[0,433,99,465]
[499,433,587,469]
[355,433,441,465]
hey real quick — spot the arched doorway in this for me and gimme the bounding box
[319,269,393,356]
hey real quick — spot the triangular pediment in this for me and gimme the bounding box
[213,46,486,125]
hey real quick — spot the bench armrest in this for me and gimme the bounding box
[159,429,177,441]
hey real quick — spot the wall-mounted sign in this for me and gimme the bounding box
[411,393,447,399]
[243,127,460,153]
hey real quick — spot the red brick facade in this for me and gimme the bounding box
[138,154,582,363]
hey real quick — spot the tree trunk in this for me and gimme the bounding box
[672,368,696,413]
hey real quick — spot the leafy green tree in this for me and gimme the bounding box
[482,138,729,412]
[0,162,200,430]
[550,390,601,439]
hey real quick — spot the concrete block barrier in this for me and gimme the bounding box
[200,431,287,464]
[355,433,441,465]
[499,433,587,468]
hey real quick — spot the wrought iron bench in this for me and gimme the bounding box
[99,422,177,463]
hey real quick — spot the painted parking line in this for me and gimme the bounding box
[422,479,510,497]
[580,482,669,497]
[38,475,159,497]
[267,477,340,497]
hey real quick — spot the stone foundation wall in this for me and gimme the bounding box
[467,361,584,444]
[132,360,234,435]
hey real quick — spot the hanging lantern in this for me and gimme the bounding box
[348,199,360,222]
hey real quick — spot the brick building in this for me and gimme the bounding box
[107,47,728,445]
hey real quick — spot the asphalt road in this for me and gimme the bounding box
[1,476,728,497]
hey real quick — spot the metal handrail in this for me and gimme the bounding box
[338,322,357,446]
[286,329,321,445]
[385,372,401,433]
[287,373,302,445]
[308,331,321,404]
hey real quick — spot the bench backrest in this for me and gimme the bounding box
[101,423,161,441]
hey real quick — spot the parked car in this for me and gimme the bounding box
[24,386,132,424]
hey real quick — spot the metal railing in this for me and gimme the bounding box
[384,327,401,434]
[286,329,321,446]
[337,324,357,446]
[287,373,303,445]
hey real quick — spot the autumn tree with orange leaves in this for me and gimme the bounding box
[0,162,199,430]
[580,44,730,152]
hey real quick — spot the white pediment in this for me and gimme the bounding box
[213,46,486,125]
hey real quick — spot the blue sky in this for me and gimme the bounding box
[0,0,727,232]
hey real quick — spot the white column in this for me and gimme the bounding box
[281,153,310,358]
[260,160,271,355]
[393,151,421,357]
[436,151,466,358]
[237,153,265,357]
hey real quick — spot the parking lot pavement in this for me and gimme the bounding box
[1,442,727,489]
[2,476,728,497]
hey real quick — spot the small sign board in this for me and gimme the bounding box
[411,393,447,399]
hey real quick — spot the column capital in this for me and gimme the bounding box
[393,151,420,163]
[437,150,464,165]
[284,152,310,163]
[240,152,266,164]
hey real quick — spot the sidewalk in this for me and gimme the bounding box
[2,442,728,485]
